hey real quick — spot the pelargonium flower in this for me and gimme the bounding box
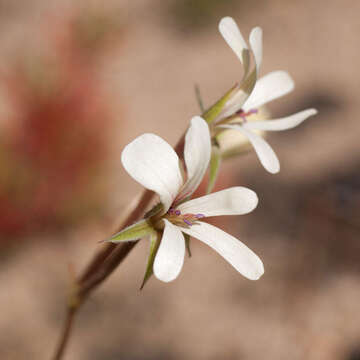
[218,102,317,174]
[205,17,317,174]
[214,17,263,121]
[111,116,264,284]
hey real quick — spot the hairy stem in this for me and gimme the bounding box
[51,133,186,360]
[51,190,153,360]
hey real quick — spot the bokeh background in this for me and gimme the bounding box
[1,0,359,359]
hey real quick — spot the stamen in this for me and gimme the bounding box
[234,108,258,123]
[165,208,205,227]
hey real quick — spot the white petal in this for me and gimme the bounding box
[249,27,263,74]
[178,187,258,217]
[216,28,262,121]
[244,109,318,131]
[220,125,280,173]
[214,25,262,121]
[243,71,295,111]
[121,134,183,212]
[219,17,248,65]
[182,222,264,280]
[177,116,211,200]
[153,219,185,282]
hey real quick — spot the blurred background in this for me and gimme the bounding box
[1,0,359,359]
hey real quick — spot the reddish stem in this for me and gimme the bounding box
[51,132,186,360]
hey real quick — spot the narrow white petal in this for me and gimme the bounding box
[220,125,280,173]
[219,17,248,65]
[249,27,263,74]
[182,222,264,280]
[121,134,183,212]
[178,116,211,200]
[216,28,262,121]
[214,25,261,121]
[178,187,258,217]
[244,109,318,131]
[243,71,295,111]
[153,220,185,282]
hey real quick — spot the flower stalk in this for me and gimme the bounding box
[51,190,153,360]
[51,132,187,360]
[51,15,318,360]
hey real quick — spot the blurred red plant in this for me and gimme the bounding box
[0,10,123,238]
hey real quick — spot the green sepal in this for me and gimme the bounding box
[241,68,257,96]
[242,48,250,76]
[107,219,154,243]
[207,144,222,194]
[194,84,205,113]
[140,230,161,290]
[203,64,257,125]
[184,233,192,257]
[202,84,238,124]
[144,202,163,219]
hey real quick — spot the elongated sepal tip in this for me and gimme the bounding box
[184,233,192,258]
[140,231,161,290]
[207,144,222,194]
[107,219,155,244]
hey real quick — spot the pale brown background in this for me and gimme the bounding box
[1,1,359,359]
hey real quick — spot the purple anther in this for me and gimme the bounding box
[175,210,181,216]
[249,109,258,114]
[168,208,175,214]
[195,213,205,219]
[183,219,192,226]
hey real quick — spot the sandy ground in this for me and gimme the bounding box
[1,0,360,359]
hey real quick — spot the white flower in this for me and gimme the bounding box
[121,116,264,282]
[214,17,318,173]
[216,16,263,120]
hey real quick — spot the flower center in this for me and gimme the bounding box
[236,108,258,123]
[214,108,258,129]
[166,208,205,227]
